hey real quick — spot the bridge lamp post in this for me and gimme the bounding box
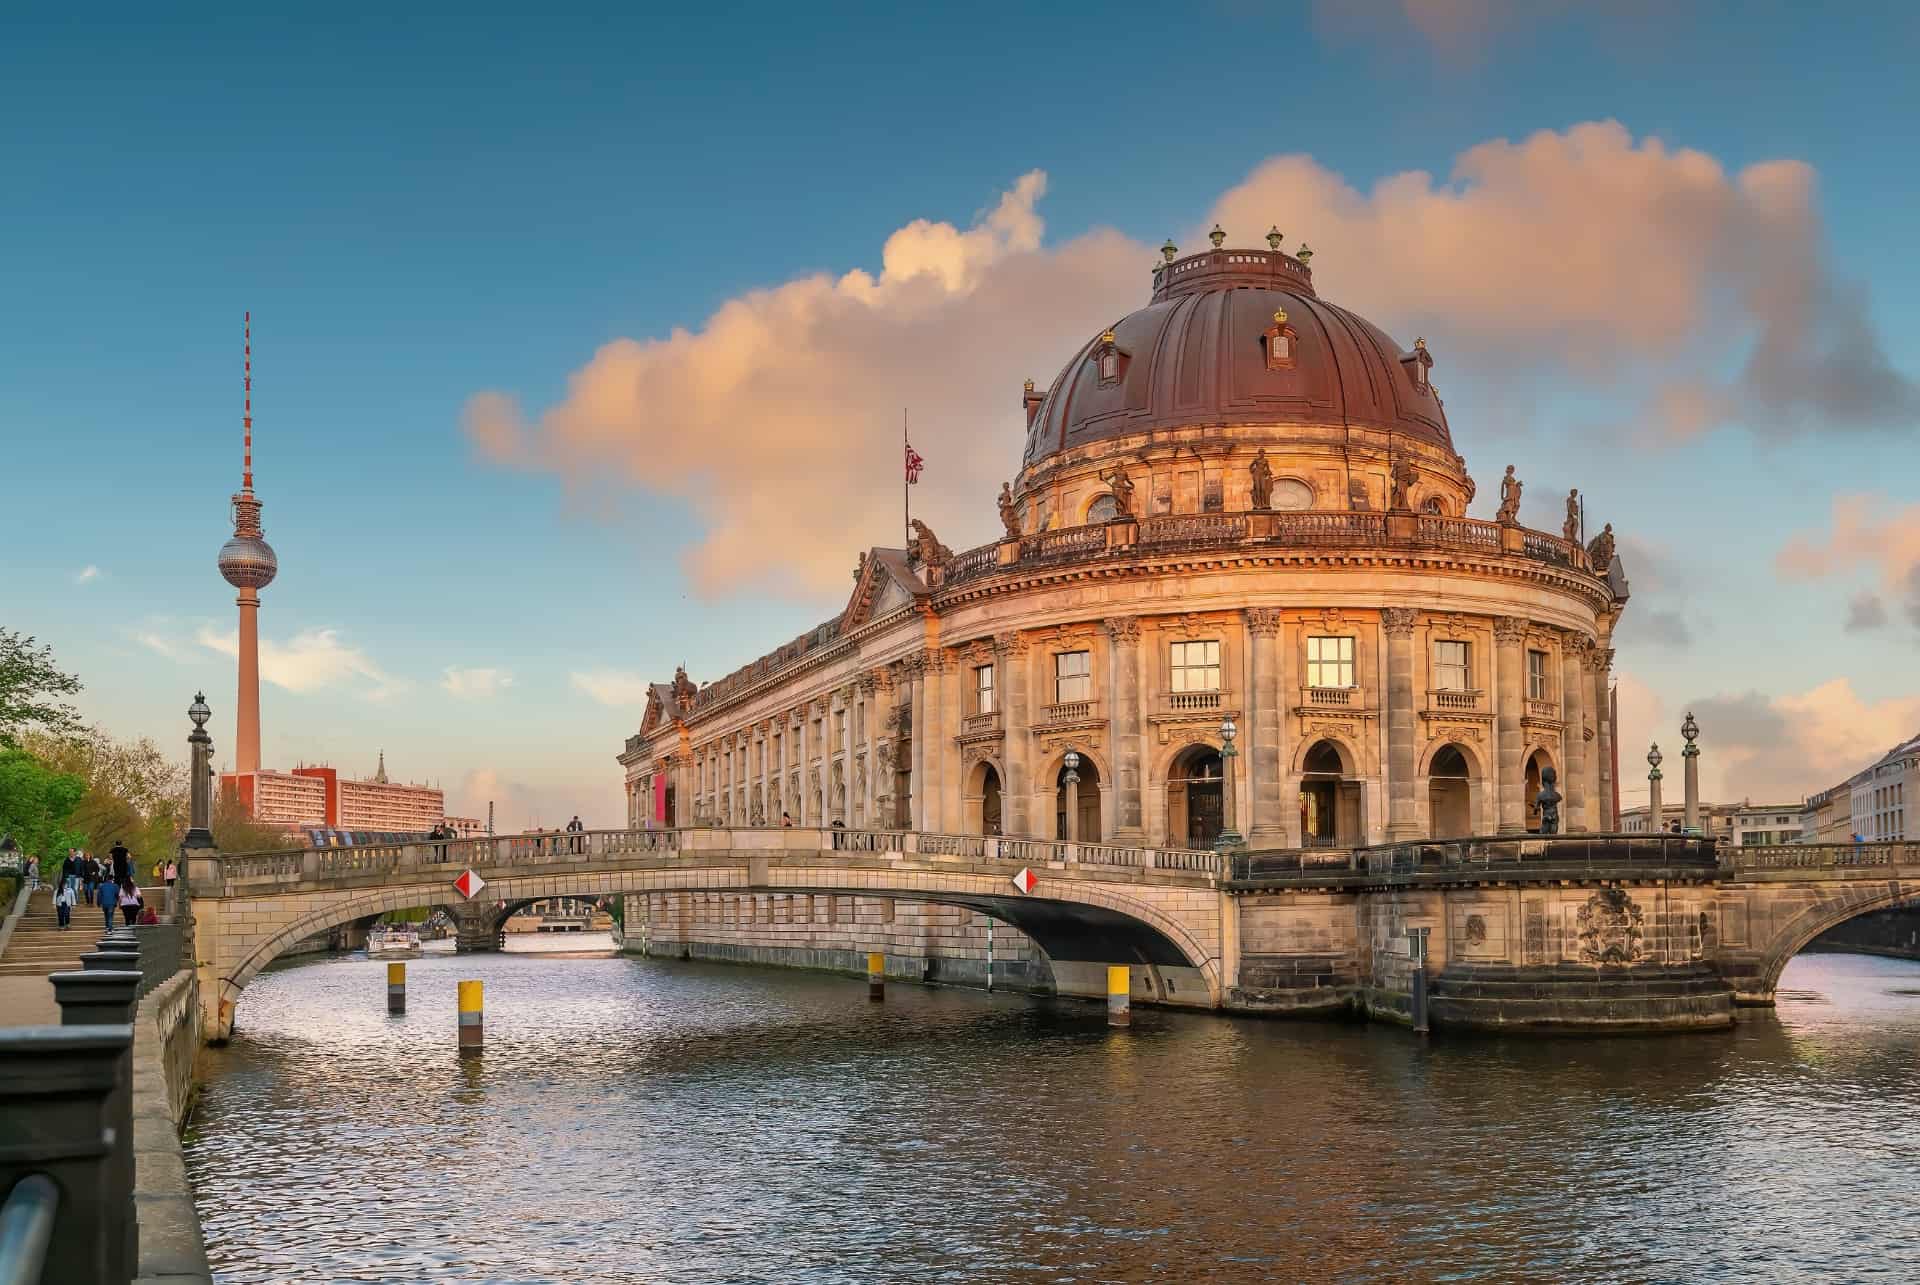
[1216,716,1244,853]
[184,692,215,852]
[1680,711,1701,835]
[1646,743,1664,837]
[1062,750,1081,843]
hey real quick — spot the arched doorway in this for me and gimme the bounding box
[1055,756,1102,843]
[1299,740,1360,847]
[964,760,1004,836]
[1167,745,1225,849]
[1524,748,1554,832]
[1427,744,1472,839]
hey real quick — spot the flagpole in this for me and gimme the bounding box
[903,407,909,550]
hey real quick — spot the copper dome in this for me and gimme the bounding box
[1020,246,1453,471]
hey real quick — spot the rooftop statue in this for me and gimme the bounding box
[997,482,1021,541]
[1587,522,1616,570]
[1100,465,1136,518]
[1496,465,1523,525]
[1563,489,1581,544]
[908,519,951,568]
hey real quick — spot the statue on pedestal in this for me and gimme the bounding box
[1563,488,1581,544]
[1496,465,1523,525]
[908,519,951,568]
[1587,522,1615,569]
[1249,449,1274,511]
[1389,453,1418,513]
[997,482,1021,541]
[1100,466,1135,518]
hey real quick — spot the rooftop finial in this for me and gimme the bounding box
[243,310,253,493]
[1161,238,1178,263]
[1208,223,1226,249]
[1296,242,1314,266]
[1266,226,1283,251]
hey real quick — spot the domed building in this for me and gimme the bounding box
[621,230,1628,859]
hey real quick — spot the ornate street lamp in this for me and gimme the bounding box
[1216,716,1244,853]
[183,691,215,853]
[1646,742,1665,836]
[1680,711,1701,835]
[1062,750,1082,843]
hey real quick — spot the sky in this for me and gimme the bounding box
[4,1,1919,828]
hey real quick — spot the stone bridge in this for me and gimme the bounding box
[180,829,1920,1040]
[181,827,1228,1040]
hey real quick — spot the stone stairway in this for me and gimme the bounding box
[0,888,95,977]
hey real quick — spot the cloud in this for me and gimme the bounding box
[74,565,101,585]
[1206,122,1919,444]
[449,766,622,834]
[569,669,654,707]
[1843,592,1888,633]
[195,626,400,698]
[1618,675,1920,803]
[1778,494,1920,633]
[472,127,1915,598]
[1620,609,1691,648]
[441,666,514,699]
[133,629,187,661]
[1311,0,1564,66]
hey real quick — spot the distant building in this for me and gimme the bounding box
[1847,734,1917,842]
[1800,784,1850,844]
[221,752,445,834]
[1728,803,1804,848]
[1619,802,1739,840]
[445,815,489,838]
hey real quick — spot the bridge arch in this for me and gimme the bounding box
[1749,878,1920,1000]
[204,858,1222,1039]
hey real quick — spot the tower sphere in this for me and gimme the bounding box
[218,534,278,589]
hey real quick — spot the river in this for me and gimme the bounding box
[181,948,1920,1283]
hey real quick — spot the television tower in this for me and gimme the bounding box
[216,312,278,775]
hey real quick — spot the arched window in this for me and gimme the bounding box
[1086,493,1119,524]
[1422,496,1446,516]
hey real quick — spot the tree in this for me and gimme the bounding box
[0,629,83,739]
[211,788,297,854]
[0,746,86,877]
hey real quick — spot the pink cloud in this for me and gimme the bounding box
[1777,493,1920,633]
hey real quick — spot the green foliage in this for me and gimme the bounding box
[0,746,86,874]
[0,628,84,738]
[211,788,297,854]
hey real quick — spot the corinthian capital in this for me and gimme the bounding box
[1244,607,1283,637]
[994,630,1032,658]
[1493,615,1529,645]
[1381,607,1417,638]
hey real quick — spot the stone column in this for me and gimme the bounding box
[918,652,947,832]
[857,673,876,827]
[1106,617,1145,842]
[1382,608,1420,841]
[997,633,1031,837]
[1246,609,1284,845]
[939,666,964,830]
[1589,647,1614,831]
[1560,635,1590,832]
[908,656,928,831]
[1493,616,1528,834]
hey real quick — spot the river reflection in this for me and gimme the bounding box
[182,950,1920,1283]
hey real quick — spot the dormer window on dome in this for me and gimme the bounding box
[1093,329,1126,387]
[1403,337,1434,391]
[1264,309,1297,371]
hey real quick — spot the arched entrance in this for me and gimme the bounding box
[1427,744,1472,839]
[1055,756,1102,842]
[964,760,1004,836]
[1299,740,1361,847]
[1524,748,1554,833]
[1167,745,1225,849]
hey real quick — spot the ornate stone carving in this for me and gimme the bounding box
[1105,616,1142,644]
[1244,607,1282,636]
[1575,887,1645,965]
[998,482,1022,541]
[924,648,955,674]
[994,630,1031,657]
[908,519,951,568]
[1100,465,1136,517]
[1389,451,1418,513]
[1563,488,1581,544]
[1381,607,1417,638]
[1315,608,1347,633]
[858,672,877,696]
[1587,522,1615,569]
[1249,449,1274,510]
[853,550,868,584]
[1493,616,1529,645]
[1496,465,1522,525]
[1464,914,1488,948]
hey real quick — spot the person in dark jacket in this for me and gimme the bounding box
[110,840,132,886]
[99,876,119,932]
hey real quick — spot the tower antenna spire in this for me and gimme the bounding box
[243,310,254,493]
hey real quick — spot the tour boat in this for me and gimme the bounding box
[366,924,423,958]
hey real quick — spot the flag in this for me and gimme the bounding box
[905,440,925,484]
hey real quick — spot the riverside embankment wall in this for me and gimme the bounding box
[132,970,212,1284]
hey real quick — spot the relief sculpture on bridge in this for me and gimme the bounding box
[1575,887,1645,965]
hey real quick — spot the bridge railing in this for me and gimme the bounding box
[1729,841,1920,873]
[197,825,1222,892]
[1229,833,1721,884]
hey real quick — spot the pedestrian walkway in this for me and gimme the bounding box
[0,888,90,1026]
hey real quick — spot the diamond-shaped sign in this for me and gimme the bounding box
[1011,867,1036,895]
[454,869,486,900]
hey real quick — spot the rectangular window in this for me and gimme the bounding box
[1526,649,1549,700]
[1434,640,1471,692]
[1306,635,1355,689]
[975,664,995,715]
[1055,651,1091,704]
[1170,640,1221,693]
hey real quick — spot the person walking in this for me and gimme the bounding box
[61,849,80,895]
[164,858,178,887]
[118,879,143,928]
[99,876,119,932]
[54,877,74,929]
[110,839,132,887]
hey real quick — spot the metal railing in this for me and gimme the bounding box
[0,1175,57,1285]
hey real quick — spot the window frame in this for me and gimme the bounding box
[975,663,995,715]
[1169,639,1222,694]
[1306,635,1356,689]
[1526,649,1550,701]
[1054,650,1092,704]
